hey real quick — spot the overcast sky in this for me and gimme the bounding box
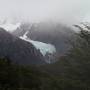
[0,0,90,25]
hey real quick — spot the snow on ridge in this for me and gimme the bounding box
[0,22,21,32]
[20,31,56,56]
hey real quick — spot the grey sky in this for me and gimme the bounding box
[0,0,90,24]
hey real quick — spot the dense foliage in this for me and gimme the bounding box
[0,57,62,90]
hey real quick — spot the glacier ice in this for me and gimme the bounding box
[20,31,56,56]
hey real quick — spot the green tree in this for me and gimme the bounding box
[65,23,90,85]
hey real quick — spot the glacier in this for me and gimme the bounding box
[20,31,56,56]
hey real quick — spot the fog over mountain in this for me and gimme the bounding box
[0,0,90,26]
[0,0,89,64]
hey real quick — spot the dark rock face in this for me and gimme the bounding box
[0,28,45,65]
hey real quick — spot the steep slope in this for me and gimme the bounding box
[0,28,45,65]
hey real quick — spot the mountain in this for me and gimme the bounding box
[0,28,45,65]
[13,22,75,54]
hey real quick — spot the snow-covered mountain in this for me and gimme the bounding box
[1,21,75,63]
[0,21,58,63]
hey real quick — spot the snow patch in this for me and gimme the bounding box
[0,22,21,32]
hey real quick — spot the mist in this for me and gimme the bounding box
[0,0,90,25]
